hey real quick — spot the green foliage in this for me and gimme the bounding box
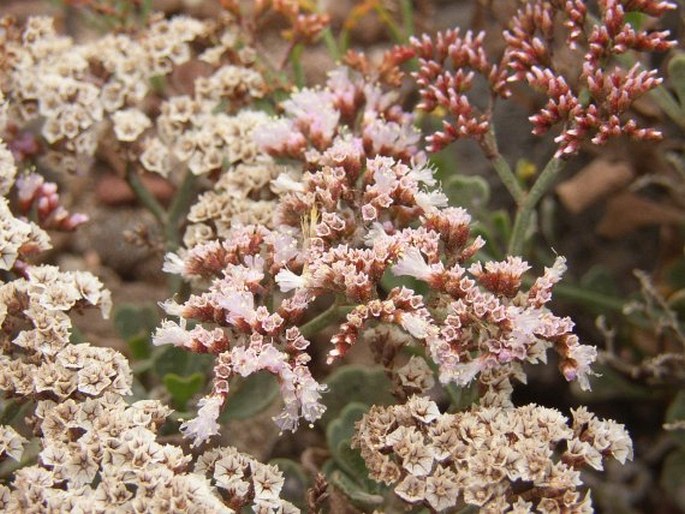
[113,303,159,360]
[579,365,653,401]
[328,470,384,507]
[668,52,685,109]
[163,372,204,411]
[269,458,309,510]
[660,449,685,511]
[152,347,213,378]
[320,365,395,426]
[324,402,384,507]
[380,267,427,296]
[442,174,490,212]
[220,373,280,421]
[580,266,620,299]
[114,303,215,410]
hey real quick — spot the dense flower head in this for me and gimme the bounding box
[2,14,266,176]
[157,67,598,448]
[354,396,633,512]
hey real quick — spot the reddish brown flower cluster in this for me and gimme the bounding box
[506,0,675,157]
[399,0,674,157]
[399,29,510,151]
[256,0,331,44]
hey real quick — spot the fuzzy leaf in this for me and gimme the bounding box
[163,372,204,410]
[113,303,159,342]
[443,174,490,210]
[321,366,394,425]
[668,52,685,108]
[221,372,279,420]
[270,458,309,509]
[327,402,367,468]
[154,347,213,377]
[660,448,685,511]
[329,470,384,507]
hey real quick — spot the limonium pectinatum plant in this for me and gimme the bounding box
[0,0,682,512]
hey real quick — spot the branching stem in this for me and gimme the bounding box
[508,157,564,256]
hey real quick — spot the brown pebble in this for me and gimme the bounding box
[95,174,176,207]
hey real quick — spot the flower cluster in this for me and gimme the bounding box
[506,0,675,157]
[0,99,295,513]
[14,171,89,231]
[3,391,297,513]
[157,66,598,448]
[2,14,267,179]
[0,6,648,511]
[397,0,675,157]
[402,29,509,151]
[354,395,633,512]
[2,12,283,253]
[2,15,198,170]
[142,69,266,179]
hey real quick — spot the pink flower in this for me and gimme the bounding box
[217,291,256,325]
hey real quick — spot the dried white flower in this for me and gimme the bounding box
[112,108,151,142]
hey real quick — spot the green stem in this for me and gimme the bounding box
[299,302,355,339]
[483,129,525,204]
[126,162,197,295]
[291,43,305,88]
[0,398,23,425]
[373,5,405,44]
[165,170,196,251]
[399,0,415,41]
[321,27,341,61]
[125,163,167,224]
[508,157,564,256]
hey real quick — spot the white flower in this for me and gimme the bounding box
[393,248,434,281]
[253,118,298,151]
[218,291,256,325]
[415,190,448,213]
[251,463,284,507]
[0,425,27,461]
[111,108,151,142]
[266,230,299,265]
[275,268,307,292]
[439,359,483,386]
[400,313,432,339]
[566,342,598,391]
[369,156,397,194]
[270,172,305,194]
[407,162,437,186]
[180,395,223,446]
[230,346,259,376]
[140,137,171,177]
[153,320,189,347]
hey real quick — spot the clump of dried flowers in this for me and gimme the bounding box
[0,0,676,511]
[150,58,636,509]
[354,396,632,512]
[0,94,296,513]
